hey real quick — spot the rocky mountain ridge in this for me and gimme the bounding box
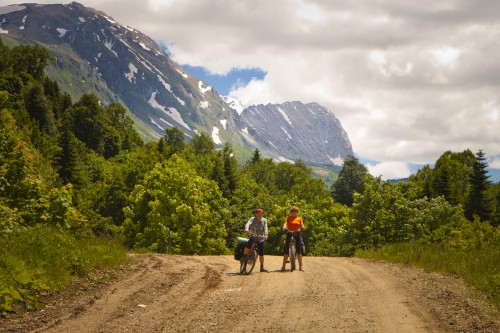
[0,2,353,167]
[238,101,353,165]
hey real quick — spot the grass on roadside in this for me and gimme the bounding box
[0,224,129,314]
[355,241,500,308]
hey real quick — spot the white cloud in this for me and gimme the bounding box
[294,0,328,23]
[367,162,412,180]
[428,46,462,68]
[489,157,500,169]
[369,50,386,65]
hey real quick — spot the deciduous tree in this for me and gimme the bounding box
[331,155,368,206]
[123,156,229,254]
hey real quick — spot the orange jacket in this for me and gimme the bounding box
[284,215,303,231]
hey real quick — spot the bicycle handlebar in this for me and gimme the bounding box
[247,232,266,240]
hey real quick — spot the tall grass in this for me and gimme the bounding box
[0,225,129,313]
[355,241,500,307]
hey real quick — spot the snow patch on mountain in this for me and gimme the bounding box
[139,42,150,51]
[220,119,227,130]
[19,15,27,30]
[104,40,118,57]
[328,155,344,166]
[176,69,189,78]
[149,116,163,131]
[56,28,67,37]
[148,91,190,130]
[125,63,138,83]
[277,107,292,126]
[156,75,185,106]
[212,127,222,144]
[198,81,211,94]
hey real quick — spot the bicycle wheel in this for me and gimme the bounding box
[289,242,296,272]
[244,249,258,275]
[239,256,247,274]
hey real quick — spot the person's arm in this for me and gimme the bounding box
[300,217,306,230]
[263,219,268,240]
[244,217,252,236]
[282,217,288,231]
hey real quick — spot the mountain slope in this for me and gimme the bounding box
[0,2,241,143]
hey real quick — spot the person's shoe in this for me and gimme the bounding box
[280,266,286,272]
[299,266,304,271]
[260,267,268,272]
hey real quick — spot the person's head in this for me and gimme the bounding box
[255,208,264,218]
[289,206,299,215]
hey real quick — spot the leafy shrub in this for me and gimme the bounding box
[123,156,229,254]
[0,225,128,313]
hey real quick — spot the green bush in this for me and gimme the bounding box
[356,237,500,307]
[0,225,128,313]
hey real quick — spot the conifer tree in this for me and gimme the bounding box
[250,149,261,163]
[465,149,493,221]
[23,81,56,135]
[211,155,228,196]
[157,137,167,155]
[221,143,239,197]
[431,150,475,206]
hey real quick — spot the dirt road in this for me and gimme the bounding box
[2,254,498,333]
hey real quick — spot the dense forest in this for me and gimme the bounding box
[1,40,499,312]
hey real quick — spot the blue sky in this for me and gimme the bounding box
[181,65,266,97]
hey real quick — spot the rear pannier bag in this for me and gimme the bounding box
[234,237,248,260]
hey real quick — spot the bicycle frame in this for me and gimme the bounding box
[286,229,302,272]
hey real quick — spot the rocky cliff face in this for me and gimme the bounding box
[0,2,353,167]
[237,101,353,166]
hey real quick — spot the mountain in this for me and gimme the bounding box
[0,2,353,169]
[237,101,353,166]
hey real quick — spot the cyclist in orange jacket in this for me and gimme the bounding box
[281,206,305,272]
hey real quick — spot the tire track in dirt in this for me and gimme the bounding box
[1,255,498,333]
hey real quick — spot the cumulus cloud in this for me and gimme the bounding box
[367,162,412,181]
[489,157,500,169]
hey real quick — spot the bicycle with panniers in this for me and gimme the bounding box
[239,233,265,274]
